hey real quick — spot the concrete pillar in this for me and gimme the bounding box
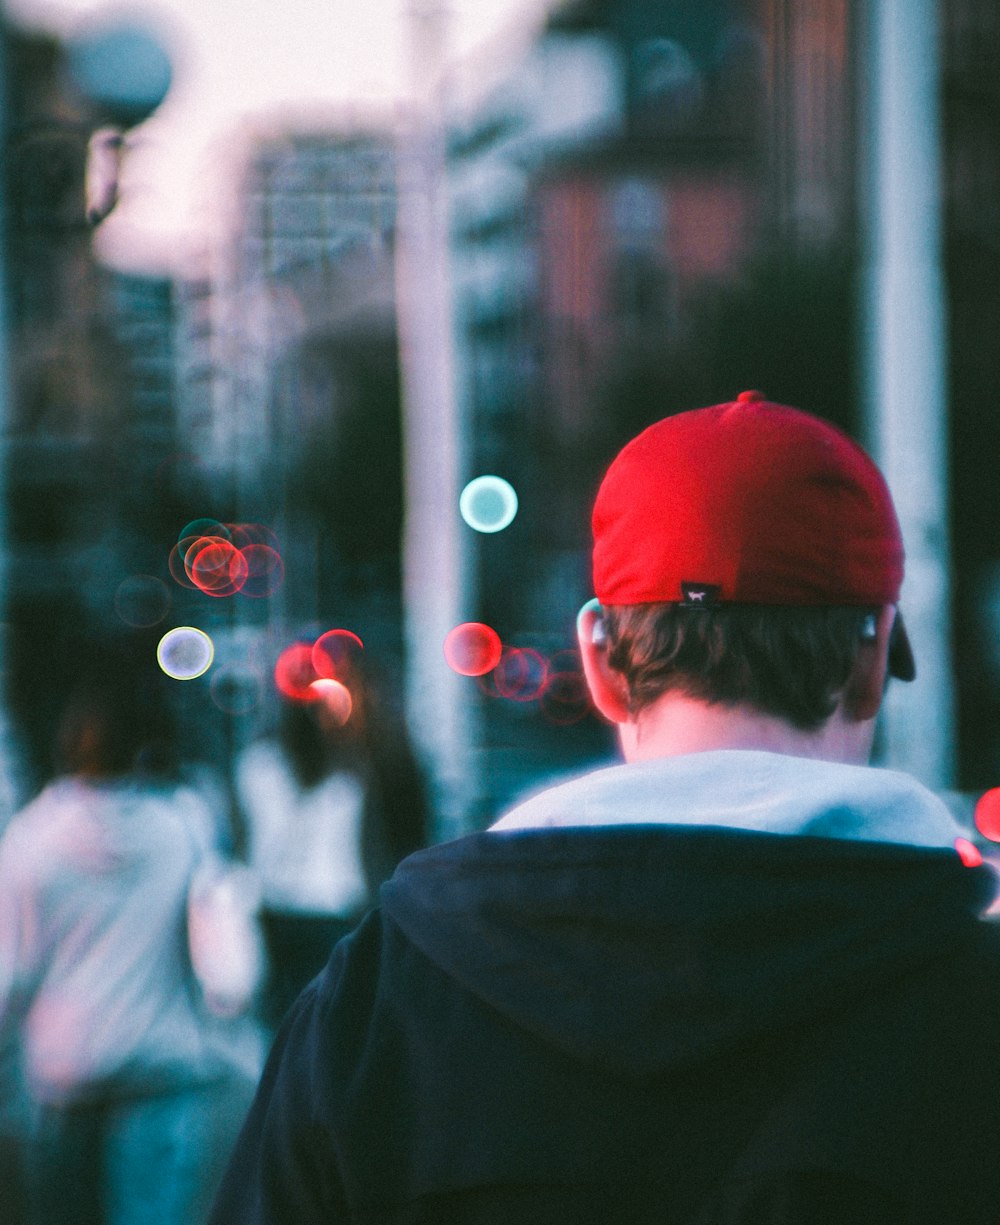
[396,0,470,840]
[860,0,954,788]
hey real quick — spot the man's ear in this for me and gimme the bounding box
[577,601,632,725]
[842,604,896,722]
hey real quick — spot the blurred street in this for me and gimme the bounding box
[1,0,1000,1219]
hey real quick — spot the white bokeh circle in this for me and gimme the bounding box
[459,475,518,533]
[157,626,215,680]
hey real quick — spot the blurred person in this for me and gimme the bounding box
[0,669,258,1225]
[236,666,427,1030]
[211,391,1000,1224]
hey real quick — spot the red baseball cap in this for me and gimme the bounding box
[592,391,914,678]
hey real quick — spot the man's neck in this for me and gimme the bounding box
[619,692,874,767]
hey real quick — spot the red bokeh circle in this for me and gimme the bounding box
[444,623,503,676]
[274,643,320,701]
[313,629,365,680]
[975,788,1000,843]
[189,540,249,597]
[956,837,985,868]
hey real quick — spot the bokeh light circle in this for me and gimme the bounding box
[168,540,201,589]
[475,666,503,700]
[309,678,354,726]
[975,788,1000,842]
[168,522,283,600]
[459,475,518,534]
[227,522,279,551]
[181,533,226,569]
[189,539,249,597]
[313,629,364,680]
[114,574,170,627]
[178,518,230,545]
[444,622,503,676]
[157,627,214,680]
[956,837,985,868]
[274,643,320,701]
[494,647,548,701]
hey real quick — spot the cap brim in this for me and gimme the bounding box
[888,611,915,682]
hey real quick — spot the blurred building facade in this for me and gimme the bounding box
[443,0,872,819]
[0,22,196,796]
[434,0,1000,814]
[3,0,1000,829]
[184,126,408,740]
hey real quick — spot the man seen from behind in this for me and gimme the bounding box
[210,390,1000,1224]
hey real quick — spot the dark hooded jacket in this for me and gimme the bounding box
[210,817,1000,1224]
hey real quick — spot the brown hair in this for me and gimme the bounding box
[602,603,876,731]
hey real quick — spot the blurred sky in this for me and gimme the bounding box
[5,0,539,272]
